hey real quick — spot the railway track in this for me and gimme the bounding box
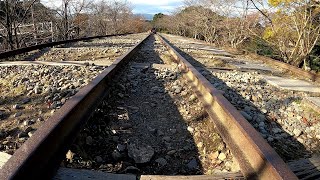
[0,33,318,179]
[0,33,147,156]
[162,34,320,159]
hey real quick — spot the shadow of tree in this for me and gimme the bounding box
[71,42,136,49]
[22,47,52,61]
[161,35,320,178]
[64,35,210,175]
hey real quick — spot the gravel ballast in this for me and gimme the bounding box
[64,35,240,175]
[162,34,320,161]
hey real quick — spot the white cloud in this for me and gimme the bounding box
[41,0,62,9]
[130,0,184,14]
[40,0,184,14]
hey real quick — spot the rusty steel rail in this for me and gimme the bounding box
[0,33,131,59]
[162,33,320,83]
[157,34,298,180]
[249,53,320,83]
[0,34,150,179]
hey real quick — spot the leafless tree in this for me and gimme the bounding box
[0,0,150,52]
[88,0,148,36]
[251,0,320,69]
[0,0,39,49]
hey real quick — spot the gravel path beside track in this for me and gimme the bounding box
[0,34,147,155]
[162,34,320,162]
[35,33,148,62]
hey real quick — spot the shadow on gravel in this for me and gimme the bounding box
[0,47,52,62]
[22,47,52,61]
[162,37,320,179]
[71,42,135,49]
[65,36,205,175]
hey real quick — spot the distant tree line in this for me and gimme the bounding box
[153,0,320,71]
[0,0,151,52]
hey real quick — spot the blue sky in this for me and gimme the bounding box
[129,0,184,14]
[42,0,184,15]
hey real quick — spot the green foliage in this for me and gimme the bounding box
[310,56,320,72]
[242,37,280,59]
[310,45,320,72]
[152,13,165,23]
[178,5,220,18]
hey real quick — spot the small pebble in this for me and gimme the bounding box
[86,136,93,145]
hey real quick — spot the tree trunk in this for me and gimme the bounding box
[5,0,14,50]
[31,4,38,45]
[13,21,19,48]
[64,1,68,40]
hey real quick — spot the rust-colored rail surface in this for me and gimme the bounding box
[163,33,320,83]
[249,54,320,83]
[0,33,300,179]
[157,34,298,180]
[0,34,150,179]
[0,33,131,59]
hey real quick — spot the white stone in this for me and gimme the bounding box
[218,153,227,161]
[187,126,194,133]
[293,129,302,137]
